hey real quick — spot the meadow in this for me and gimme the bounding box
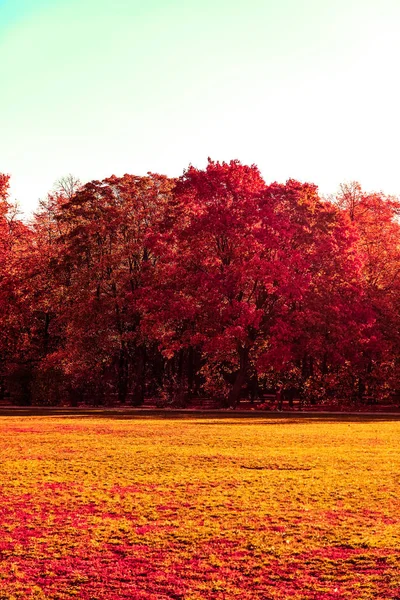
[0,412,399,599]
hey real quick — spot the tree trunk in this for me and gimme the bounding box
[117,347,128,403]
[187,346,194,399]
[131,345,146,406]
[227,347,249,408]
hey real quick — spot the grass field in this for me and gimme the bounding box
[0,413,399,599]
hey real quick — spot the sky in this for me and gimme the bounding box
[1,0,400,213]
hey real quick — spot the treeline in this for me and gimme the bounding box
[1,160,400,407]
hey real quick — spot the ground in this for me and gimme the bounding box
[0,410,399,599]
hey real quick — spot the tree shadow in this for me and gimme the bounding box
[0,407,400,423]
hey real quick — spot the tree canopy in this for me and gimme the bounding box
[1,161,399,407]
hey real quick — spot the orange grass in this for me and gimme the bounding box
[0,415,399,599]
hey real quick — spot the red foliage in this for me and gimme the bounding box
[1,166,400,406]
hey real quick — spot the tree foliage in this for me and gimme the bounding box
[1,165,399,406]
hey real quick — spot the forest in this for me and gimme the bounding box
[1,159,399,408]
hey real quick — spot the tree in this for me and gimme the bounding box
[144,161,314,406]
[335,183,400,399]
[42,173,175,405]
[53,173,82,200]
[0,174,38,403]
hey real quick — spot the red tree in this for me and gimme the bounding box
[144,161,314,405]
[335,183,400,399]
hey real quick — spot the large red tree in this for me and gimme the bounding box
[145,161,314,405]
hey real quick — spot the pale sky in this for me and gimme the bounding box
[1,0,400,213]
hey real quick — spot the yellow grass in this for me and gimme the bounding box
[0,414,399,599]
